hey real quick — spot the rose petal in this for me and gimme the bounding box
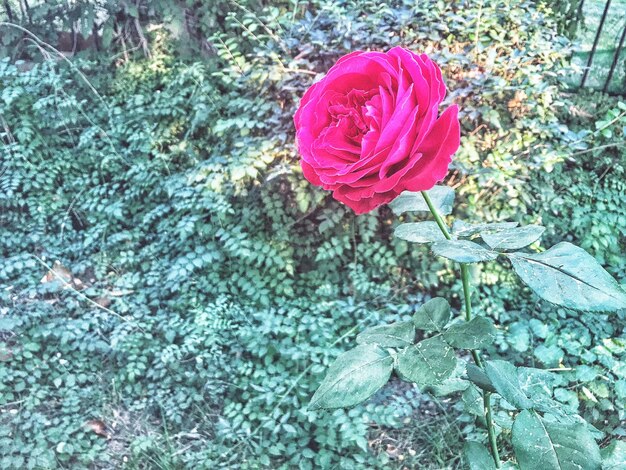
[301,159,322,186]
[333,185,397,214]
[402,105,460,191]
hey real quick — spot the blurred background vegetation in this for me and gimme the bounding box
[0,0,625,468]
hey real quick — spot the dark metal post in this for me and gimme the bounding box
[603,21,626,93]
[581,0,612,87]
[577,0,585,19]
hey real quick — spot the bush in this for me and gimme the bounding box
[1,0,624,468]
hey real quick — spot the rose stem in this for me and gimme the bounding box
[420,190,501,468]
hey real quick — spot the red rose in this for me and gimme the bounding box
[294,47,460,214]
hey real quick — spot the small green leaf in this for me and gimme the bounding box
[512,410,601,470]
[462,384,484,416]
[432,240,498,263]
[508,242,626,312]
[517,367,561,396]
[453,220,519,238]
[428,375,470,396]
[309,344,393,410]
[413,297,451,332]
[394,221,448,243]
[534,344,564,367]
[396,336,457,387]
[517,367,566,415]
[388,185,455,215]
[484,360,533,409]
[443,316,497,349]
[601,440,626,469]
[481,225,545,251]
[356,321,415,348]
[464,441,497,470]
[23,342,41,352]
[428,361,470,396]
[466,364,496,393]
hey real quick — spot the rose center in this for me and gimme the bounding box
[327,89,376,142]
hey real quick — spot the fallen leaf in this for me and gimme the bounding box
[94,297,112,308]
[40,261,72,285]
[85,419,111,439]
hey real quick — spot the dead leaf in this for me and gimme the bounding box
[108,289,134,297]
[386,444,402,459]
[569,105,593,118]
[0,346,12,361]
[94,297,112,308]
[85,419,111,439]
[507,90,527,110]
[40,261,73,285]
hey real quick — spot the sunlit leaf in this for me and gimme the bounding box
[512,410,601,470]
[443,316,496,349]
[396,336,457,387]
[356,321,415,348]
[517,367,567,415]
[309,344,393,410]
[427,360,470,396]
[413,297,451,332]
[388,185,455,215]
[453,220,519,238]
[481,225,545,250]
[394,221,448,243]
[432,240,498,263]
[508,242,626,312]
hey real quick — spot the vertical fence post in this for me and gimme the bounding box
[603,21,626,93]
[580,0,612,88]
[577,0,586,22]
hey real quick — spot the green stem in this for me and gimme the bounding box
[420,191,501,468]
[484,391,500,467]
[421,191,452,240]
[460,264,483,368]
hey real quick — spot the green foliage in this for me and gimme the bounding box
[356,321,415,348]
[484,361,534,410]
[480,225,545,251]
[508,242,626,312]
[466,365,497,393]
[310,296,494,408]
[0,0,290,59]
[394,221,448,244]
[601,440,626,470]
[464,441,497,470]
[1,0,625,468]
[413,297,452,332]
[443,317,496,350]
[532,96,626,280]
[389,186,455,216]
[0,49,413,468]
[396,337,457,388]
[309,344,394,410]
[512,410,601,470]
[431,239,499,263]
[453,221,519,238]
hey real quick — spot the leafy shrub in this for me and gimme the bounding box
[1,0,625,468]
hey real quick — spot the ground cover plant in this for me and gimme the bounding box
[1,0,625,468]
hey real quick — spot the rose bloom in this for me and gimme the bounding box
[294,47,460,214]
